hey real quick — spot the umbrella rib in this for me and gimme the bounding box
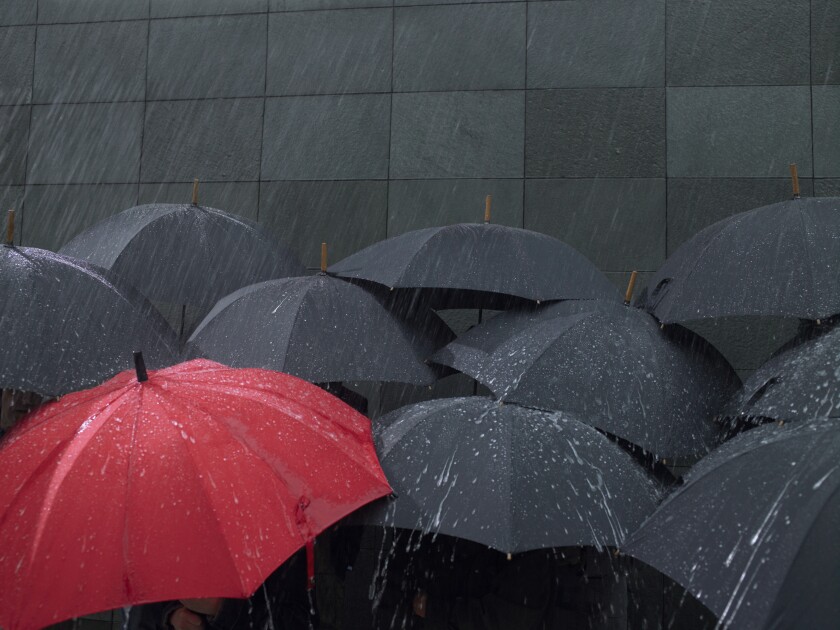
[795,203,820,316]
[393,229,445,288]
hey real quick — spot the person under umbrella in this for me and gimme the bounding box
[328,196,620,310]
[431,299,740,461]
[0,357,391,630]
[623,418,840,630]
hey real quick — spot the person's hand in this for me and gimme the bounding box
[180,598,223,616]
[169,607,205,630]
[413,590,427,618]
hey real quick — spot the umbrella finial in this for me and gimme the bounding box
[321,242,327,273]
[484,195,492,224]
[5,208,14,247]
[789,163,800,200]
[133,351,148,383]
[192,178,200,206]
[624,270,638,305]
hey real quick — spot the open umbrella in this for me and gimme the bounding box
[59,196,304,310]
[186,273,454,386]
[623,419,840,630]
[637,195,840,323]
[1,237,178,396]
[359,397,661,553]
[723,320,840,424]
[431,300,739,459]
[0,358,391,630]
[328,221,619,309]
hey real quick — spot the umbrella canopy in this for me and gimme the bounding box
[0,245,178,396]
[637,197,840,323]
[431,300,739,459]
[0,359,391,630]
[723,321,840,423]
[359,397,661,553]
[328,223,620,309]
[59,203,305,309]
[623,419,840,630]
[186,274,454,385]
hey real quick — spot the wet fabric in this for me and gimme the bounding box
[186,274,454,385]
[328,223,620,309]
[359,397,661,553]
[0,245,179,396]
[0,360,391,630]
[59,203,305,309]
[637,197,840,323]
[624,419,840,630]
[432,300,739,459]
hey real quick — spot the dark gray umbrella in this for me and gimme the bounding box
[723,321,840,424]
[0,246,179,396]
[623,419,840,630]
[637,197,840,323]
[328,223,620,309]
[431,300,740,460]
[59,203,305,310]
[186,274,453,385]
[359,397,661,553]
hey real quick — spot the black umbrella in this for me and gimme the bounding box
[431,300,740,460]
[328,222,620,309]
[186,274,453,385]
[359,397,661,553]
[1,245,179,396]
[623,419,840,630]
[723,320,840,424]
[637,196,840,323]
[59,200,304,310]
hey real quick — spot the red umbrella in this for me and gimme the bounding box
[0,358,391,630]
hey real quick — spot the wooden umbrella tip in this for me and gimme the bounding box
[320,242,328,273]
[5,208,15,247]
[191,178,200,206]
[624,270,638,305]
[484,194,492,224]
[789,163,800,200]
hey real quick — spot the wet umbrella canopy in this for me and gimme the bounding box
[328,223,620,309]
[0,359,391,630]
[186,274,454,385]
[0,246,178,396]
[59,202,305,310]
[431,300,739,459]
[623,419,840,630]
[724,321,840,423]
[638,197,840,323]
[360,397,661,553]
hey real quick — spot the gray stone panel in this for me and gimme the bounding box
[258,180,387,268]
[815,180,840,196]
[151,0,267,18]
[27,103,143,184]
[0,105,28,184]
[813,86,840,177]
[142,98,263,183]
[813,0,840,85]
[667,87,812,177]
[666,178,815,255]
[267,9,391,96]
[527,0,664,88]
[138,181,260,220]
[394,3,525,92]
[667,0,809,86]
[524,178,666,270]
[262,95,390,180]
[0,27,34,104]
[148,15,266,100]
[38,0,149,23]
[526,88,665,177]
[0,186,24,244]
[0,1,36,26]
[395,0,517,5]
[387,179,523,236]
[22,184,139,251]
[391,91,524,179]
[274,0,392,10]
[34,22,147,103]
